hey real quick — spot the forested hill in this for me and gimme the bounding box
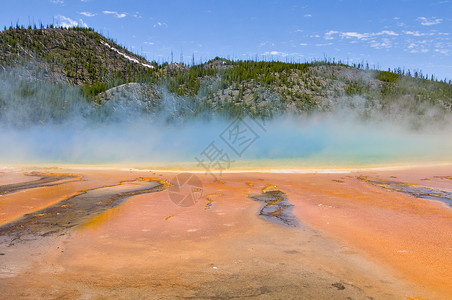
[0,26,155,86]
[0,26,451,121]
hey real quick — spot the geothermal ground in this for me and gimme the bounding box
[0,165,451,299]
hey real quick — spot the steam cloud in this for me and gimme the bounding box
[1,71,452,169]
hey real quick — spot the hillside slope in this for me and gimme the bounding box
[0,26,154,86]
[0,26,451,122]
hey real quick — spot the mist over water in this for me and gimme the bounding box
[1,74,452,169]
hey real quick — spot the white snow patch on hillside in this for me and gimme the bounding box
[101,40,154,69]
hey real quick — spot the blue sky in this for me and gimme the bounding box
[1,0,451,80]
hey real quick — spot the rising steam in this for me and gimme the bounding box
[1,70,452,169]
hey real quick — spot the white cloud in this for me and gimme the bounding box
[377,30,398,36]
[144,41,154,45]
[340,32,370,39]
[259,41,275,47]
[56,15,87,28]
[153,22,168,28]
[49,0,64,4]
[315,43,333,46]
[299,43,308,46]
[410,48,429,54]
[326,30,365,40]
[59,16,77,28]
[404,31,421,37]
[370,38,393,49]
[324,29,413,52]
[79,19,88,28]
[417,17,442,26]
[262,51,288,57]
[103,11,127,18]
[324,30,340,40]
[434,48,449,55]
[403,30,435,37]
[433,41,451,55]
[304,14,312,17]
[325,30,398,40]
[404,39,431,53]
[80,11,96,17]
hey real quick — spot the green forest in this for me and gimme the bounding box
[1,25,452,123]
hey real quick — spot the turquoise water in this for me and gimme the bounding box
[1,115,451,168]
